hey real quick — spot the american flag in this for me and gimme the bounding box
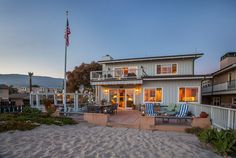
[64,18,71,47]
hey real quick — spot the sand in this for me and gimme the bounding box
[0,122,220,158]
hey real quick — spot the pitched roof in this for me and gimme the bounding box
[98,53,203,64]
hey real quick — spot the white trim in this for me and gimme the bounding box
[143,77,205,80]
[177,86,200,104]
[143,87,163,104]
[155,63,178,76]
[98,54,203,64]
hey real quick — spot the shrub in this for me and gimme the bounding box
[185,127,203,136]
[198,128,217,144]
[0,121,39,133]
[197,128,236,157]
[43,99,56,116]
[22,106,41,117]
[212,129,236,157]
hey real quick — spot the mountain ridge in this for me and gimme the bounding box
[0,74,63,88]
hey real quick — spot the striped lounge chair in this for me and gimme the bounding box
[145,103,158,116]
[175,104,189,117]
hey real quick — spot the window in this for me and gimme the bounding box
[232,97,236,105]
[156,64,177,75]
[213,97,221,106]
[179,87,199,102]
[144,88,162,102]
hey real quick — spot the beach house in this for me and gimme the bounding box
[90,53,207,109]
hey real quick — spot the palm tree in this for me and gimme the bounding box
[28,72,34,93]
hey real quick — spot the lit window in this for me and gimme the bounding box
[144,88,162,102]
[156,64,177,75]
[179,87,199,102]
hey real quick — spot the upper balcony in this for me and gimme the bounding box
[90,68,144,81]
[202,80,236,94]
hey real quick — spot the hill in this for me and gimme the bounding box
[0,74,63,88]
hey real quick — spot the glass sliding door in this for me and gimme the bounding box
[126,89,134,109]
[109,90,118,105]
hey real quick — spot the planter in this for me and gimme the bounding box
[191,117,211,128]
[84,113,108,126]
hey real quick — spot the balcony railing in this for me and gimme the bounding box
[90,69,143,81]
[202,79,236,94]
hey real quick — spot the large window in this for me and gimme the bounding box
[179,87,199,102]
[144,88,162,103]
[156,64,177,75]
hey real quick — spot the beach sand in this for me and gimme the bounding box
[0,122,220,158]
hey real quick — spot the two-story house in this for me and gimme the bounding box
[202,52,236,108]
[90,53,206,109]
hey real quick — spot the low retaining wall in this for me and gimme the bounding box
[84,113,109,126]
[138,116,155,130]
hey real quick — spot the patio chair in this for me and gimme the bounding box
[175,104,189,117]
[145,103,158,116]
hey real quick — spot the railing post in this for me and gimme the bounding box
[75,91,78,112]
[53,92,57,106]
[29,92,32,106]
[36,92,39,108]
[228,109,231,129]
[194,104,197,116]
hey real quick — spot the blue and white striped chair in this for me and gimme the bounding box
[175,104,189,117]
[145,103,158,116]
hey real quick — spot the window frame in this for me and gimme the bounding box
[143,87,163,103]
[155,63,178,75]
[177,86,200,103]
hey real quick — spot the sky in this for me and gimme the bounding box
[0,0,236,78]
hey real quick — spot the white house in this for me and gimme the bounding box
[90,53,209,109]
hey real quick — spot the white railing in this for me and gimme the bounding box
[213,82,228,91]
[189,103,236,130]
[30,92,94,113]
[202,80,236,94]
[90,69,143,80]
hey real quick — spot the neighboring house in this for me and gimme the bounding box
[0,84,9,101]
[202,52,236,108]
[90,53,207,109]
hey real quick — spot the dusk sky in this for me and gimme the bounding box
[0,0,236,78]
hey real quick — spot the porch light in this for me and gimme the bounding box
[104,89,109,94]
[135,88,140,93]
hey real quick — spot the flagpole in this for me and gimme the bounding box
[63,11,68,114]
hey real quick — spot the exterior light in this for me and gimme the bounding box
[104,89,109,93]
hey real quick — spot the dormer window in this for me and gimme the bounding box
[156,63,177,75]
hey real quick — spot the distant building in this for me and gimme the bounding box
[202,52,236,108]
[9,93,29,106]
[0,84,9,101]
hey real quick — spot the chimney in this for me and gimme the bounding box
[220,52,236,69]
[101,55,113,61]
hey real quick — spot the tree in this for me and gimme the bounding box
[28,72,33,92]
[9,85,18,94]
[66,61,102,92]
